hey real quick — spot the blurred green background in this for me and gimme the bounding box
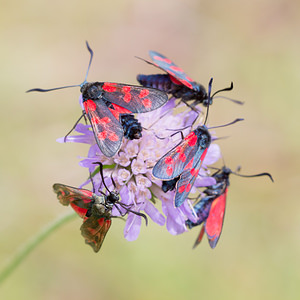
[1,0,299,299]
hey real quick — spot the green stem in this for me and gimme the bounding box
[0,211,77,285]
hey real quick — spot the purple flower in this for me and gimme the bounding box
[57,97,221,239]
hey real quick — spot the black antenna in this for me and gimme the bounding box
[88,169,96,194]
[203,78,213,125]
[82,41,93,85]
[231,171,274,182]
[213,95,244,105]
[93,162,112,194]
[208,165,273,182]
[26,41,93,93]
[208,118,244,130]
[211,82,234,99]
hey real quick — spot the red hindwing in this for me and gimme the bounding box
[204,188,228,248]
[53,183,94,218]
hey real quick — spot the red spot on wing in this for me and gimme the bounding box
[100,117,111,124]
[185,132,197,146]
[84,100,97,113]
[91,116,100,124]
[123,93,132,103]
[153,55,172,64]
[200,148,208,161]
[102,82,117,92]
[139,89,150,98]
[178,185,185,193]
[108,133,119,141]
[166,166,173,176]
[184,158,194,170]
[179,152,186,162]
[98,218,105,227]
[186,183,191,193]
[175,146,183,153]
[190,168,199,177]
[98,131,107,140]
[170,65,184,73]
[165,156,174,164]
[142,98,152,108]
[122,86,131,93]
[91,116,111,125]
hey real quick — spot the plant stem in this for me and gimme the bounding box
[0,211,76,285]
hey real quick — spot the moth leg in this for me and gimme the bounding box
[63,112,86,142]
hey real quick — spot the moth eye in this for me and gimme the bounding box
[90,86,98,94]
[88,85,100,99]
[199,136,208,147]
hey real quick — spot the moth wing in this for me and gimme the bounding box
[174,148,209,207]
[101,82,168,113]
[53,183,94,218]
[205,188,228,248]
[81,215,112,253]
[152,133,201,180]
[84,98,124,157]
[193,226,205,249]
[149,51,198,90]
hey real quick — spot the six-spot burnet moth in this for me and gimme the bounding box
[152,78,244,208]
[27,42,169,157]
[137,50,243,107]
[186,166,273,249]
[53,162,147,252]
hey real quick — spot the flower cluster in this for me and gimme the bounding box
[59,96,221,241]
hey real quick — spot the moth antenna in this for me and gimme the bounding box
[26,85,80,93]
[208,118,244,130]
[232,171,274,182]
[26,41,94,93]
[203,78,213,125]
[88,169,96,193]
[82,41,93,85]
[213,95,244,105]
[109,168,117,190]
[211,82,234,99]
[93,162,112,194]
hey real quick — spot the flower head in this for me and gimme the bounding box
[58,97,221,240]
